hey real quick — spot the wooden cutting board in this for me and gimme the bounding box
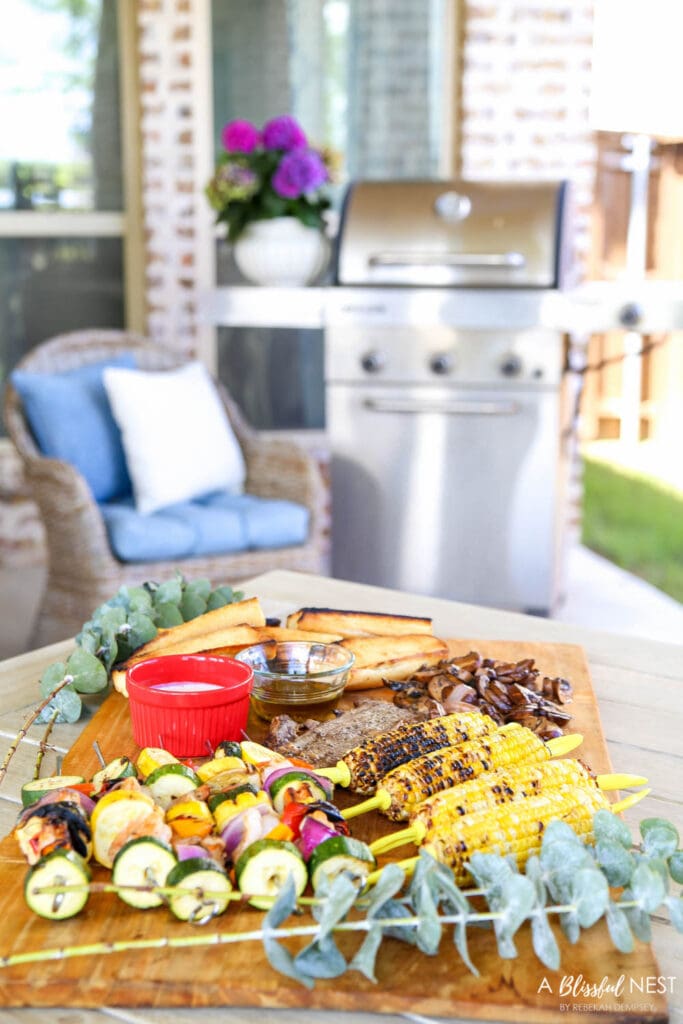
[0,639,667,1022]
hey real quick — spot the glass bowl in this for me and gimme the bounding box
[235,641,355,722]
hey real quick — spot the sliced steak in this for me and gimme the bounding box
[265,698,432,766]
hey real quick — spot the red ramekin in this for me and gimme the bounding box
[126,654,253,757]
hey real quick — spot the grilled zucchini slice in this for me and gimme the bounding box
[234,838,307,910]
[24,849,91,920]
[167,857,232,922]
[112,836,178,909]
[308,835,376,892]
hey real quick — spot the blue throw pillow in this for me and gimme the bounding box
[11,355,135,501]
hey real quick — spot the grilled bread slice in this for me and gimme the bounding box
[340,634,448,691]
[286,608,433,639]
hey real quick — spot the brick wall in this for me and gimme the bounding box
[460,0,596,274]
[137,0,215,357]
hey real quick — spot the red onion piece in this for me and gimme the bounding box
[297,814,339,861]
[262,764,334,800]
[17,789,95,823]
[176,843,208,861]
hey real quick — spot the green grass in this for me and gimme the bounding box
[581,457,683,603]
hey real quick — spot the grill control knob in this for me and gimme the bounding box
[429,352,454,375]
[360,350,385,374]
[500,353,523,378]
[619,302,644,328]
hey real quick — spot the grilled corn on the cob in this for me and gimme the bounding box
[416,757,605,822]
[332,712,496,795]
[423,785,607,885]
[379,722,551,821]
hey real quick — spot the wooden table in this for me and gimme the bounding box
[0,569,681,1024]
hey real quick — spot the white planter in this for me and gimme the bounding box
[233,217,329,286]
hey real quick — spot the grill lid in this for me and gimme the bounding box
[336,179,569,289]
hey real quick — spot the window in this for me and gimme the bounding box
[0,0,142,424]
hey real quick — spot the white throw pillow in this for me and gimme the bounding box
[103,362,246,515]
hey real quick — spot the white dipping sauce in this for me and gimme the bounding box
[152,681,222,693]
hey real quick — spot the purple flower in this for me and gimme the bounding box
[262,115,307,152]
[222,119,260,154]
[272,149,328,199]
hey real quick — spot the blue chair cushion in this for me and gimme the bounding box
[11,355,135,502]
[100,491,309,563]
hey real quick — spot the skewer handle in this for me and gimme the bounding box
[315,761,351,787]
[611,787,650,813]
[596,772,648,791]
[342,789,391,820]
[546,733,583,756]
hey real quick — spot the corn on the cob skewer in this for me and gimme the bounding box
[344,724,583,822]
[369,759,645,855]
[364,786,650,889]
[316,712,497,794]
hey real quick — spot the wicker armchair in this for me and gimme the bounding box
[4,330,330,646]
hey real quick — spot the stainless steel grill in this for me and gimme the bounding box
[327,178,573,614]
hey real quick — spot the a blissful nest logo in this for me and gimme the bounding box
[538,973,675,1012]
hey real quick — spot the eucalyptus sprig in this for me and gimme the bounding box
[4,811,683,984]
[0,574,244,790]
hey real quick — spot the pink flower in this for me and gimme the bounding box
[221,119,260,154]
[262,115,307,152]
[272,149,328,199]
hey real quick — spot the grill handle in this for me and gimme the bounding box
[368,251,526,269]
[363,397,521,417]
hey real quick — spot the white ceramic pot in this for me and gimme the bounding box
[232,217,329,286]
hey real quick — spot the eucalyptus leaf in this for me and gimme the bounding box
[180,590,207,621]
[294,935,347,978]
[206,589,229,610]
[263,874,297,930]
[65,648,108,694]
[153,602,184,629]
[595,840,635,888]
[364,863,406,918]
[413,881,441,955]
[531,910,560,970]
[667,896,683,933]
[624,904,652,943]
[312,873,358,938]
[605,900,634,954]
[647,856,670,891]
[559,910,580,945]
[496,874,536,951]
[524,855,546,904]
[466,853,514,898]
[542,820,581,847]
[95,626,118,672]
[570,867,609,928]
[453,915,479,976]
[76,629,99,656]
[37,684,82,725]
[263,935,314,989]
[378,899,418,945]
[668,850,683,884]
[593,809,632,849]
[126,586,154,613]
[94,606,128,632]
[154,578,183,606]
[539,840,593,896]
[630,860,667,914]
[641,822,679,860]
[184,577,212,601]
[350,924,383,983]
[39,663,67,698]
[126,611,158,649]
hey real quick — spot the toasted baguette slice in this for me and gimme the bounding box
[286,608,433,638]
[340,634,448,691]
[127,597,265,663]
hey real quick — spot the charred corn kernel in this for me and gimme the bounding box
[424,785,607,886]
[196,756,245,783]
[135,747,178,778]
[213,791,269,832]
[341,712,496,796]
[414,758,605,825]
[380,723,550,821]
